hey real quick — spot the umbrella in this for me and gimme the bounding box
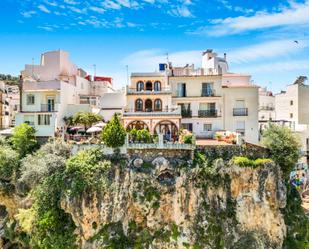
[86,126,102,133]
[70,126,83,131]
[94,122,106,128]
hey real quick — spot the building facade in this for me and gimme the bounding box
[16,50,114,139]
[124,50,259,144]
[275,79,309,160]
[0,81,10,129]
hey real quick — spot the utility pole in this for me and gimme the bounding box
[126,65,129,86]
[93,64,96,77]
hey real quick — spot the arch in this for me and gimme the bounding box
[154,120,179,142]
[136,81,144,91]
[154,99,162,111]
[146,81,152,91]
[135,98,143,111]
[145,99,152,112]
[126,120,149,131]
[154,81,161,91]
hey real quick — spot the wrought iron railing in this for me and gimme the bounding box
[233,108,248,116]
[198,109,218,117]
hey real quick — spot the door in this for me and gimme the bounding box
[47,97,55,112]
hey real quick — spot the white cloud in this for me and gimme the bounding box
[89,6,105,14]
[21,10,36,18]
[121,49,202,71]
[37,25,53,31]
[168,0,194,18]
[64,0,79,5]
[38,4,51,13]
[191,0,309,36]
[234,59,309,73]
[44,1,58,7]
[228,39,309,63]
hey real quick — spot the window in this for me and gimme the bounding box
[204,123,212,131]
[38,114,51,125]
[177,83,186,97]
[290,113,293,118]
[290,100,293,106]
[236,121,245,136]
[201,83,214,96]
[24,115,34,126]
[181,123,193,132]
[154,99,162,111]
[136,81,144,91]
[135,99,143,111]
[236,100,245,108]
[146,81,152,91]
[154,81,161,91]
[27,94,35,105]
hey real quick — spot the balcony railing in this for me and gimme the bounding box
[259,106,274,111]
[233,108,248,116]
[181,109,192,118]
[127,87,172,95]
[198,109,218,118]
[41,104,55,112]
[123,107,181,117]
[201,90,216,97]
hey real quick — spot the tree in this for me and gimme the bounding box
[261,124,301,179]
[72,112,102,130]
[11,124,38,157]
[101,113,126,148]
[0,145,19,181]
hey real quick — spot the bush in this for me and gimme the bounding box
[0,145,19,181]
[232,157,273,168]
[64,148,112,195]
[11,124,38,157]
[101,113,126,148]
[261,124,301,179]
[136,129,151,143]
[179,129,194,144]
[19,139,71,190]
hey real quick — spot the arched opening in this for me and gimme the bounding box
[135,99,143,112]
[154,120,178,142]
[136,81,144,91]
[126,120,149,131]
[146,81,152,91]
[154,81,161,91]
[145,99,152,112]
[154,99,162,111]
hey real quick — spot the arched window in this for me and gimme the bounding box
[154,99,162,111]
[135,99,143,111]
[146,81,152,91]
[145,99,152,112]
[154,81,161,91]
[136,81,144,91]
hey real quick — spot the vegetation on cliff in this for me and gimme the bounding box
[0,123,308,248]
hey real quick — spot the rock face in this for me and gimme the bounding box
[61,158,286,249]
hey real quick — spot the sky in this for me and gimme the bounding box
[1,0,309,93]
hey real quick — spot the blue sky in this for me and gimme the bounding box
[1,0,309,93]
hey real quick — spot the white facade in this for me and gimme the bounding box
[16,50,115,138]
[275,82,309,157]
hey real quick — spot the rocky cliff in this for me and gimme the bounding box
[57,156,286,249]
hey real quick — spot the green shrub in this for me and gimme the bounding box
[232,157,273,168]
[136,129,151,143]
[101,113,126,148]
[0,145,19,181]
[64,149,111,195]
[11,124,38,157]
[261,124,301,179]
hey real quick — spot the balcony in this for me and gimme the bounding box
[123,107,181,117]
[233,108,248,116]
[126,87,172,95]
[41,104,56,112]
[201,90,216,97]
[198,109,218,118]
[259,106,274,111]
[181,109,192,118]
[23,81,61,91]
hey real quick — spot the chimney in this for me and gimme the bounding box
[224,53,227,61]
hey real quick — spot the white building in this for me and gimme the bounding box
[16,50,115,140]
[275,77,309,160]
[0,81,10,129]
[123,50,259,144]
